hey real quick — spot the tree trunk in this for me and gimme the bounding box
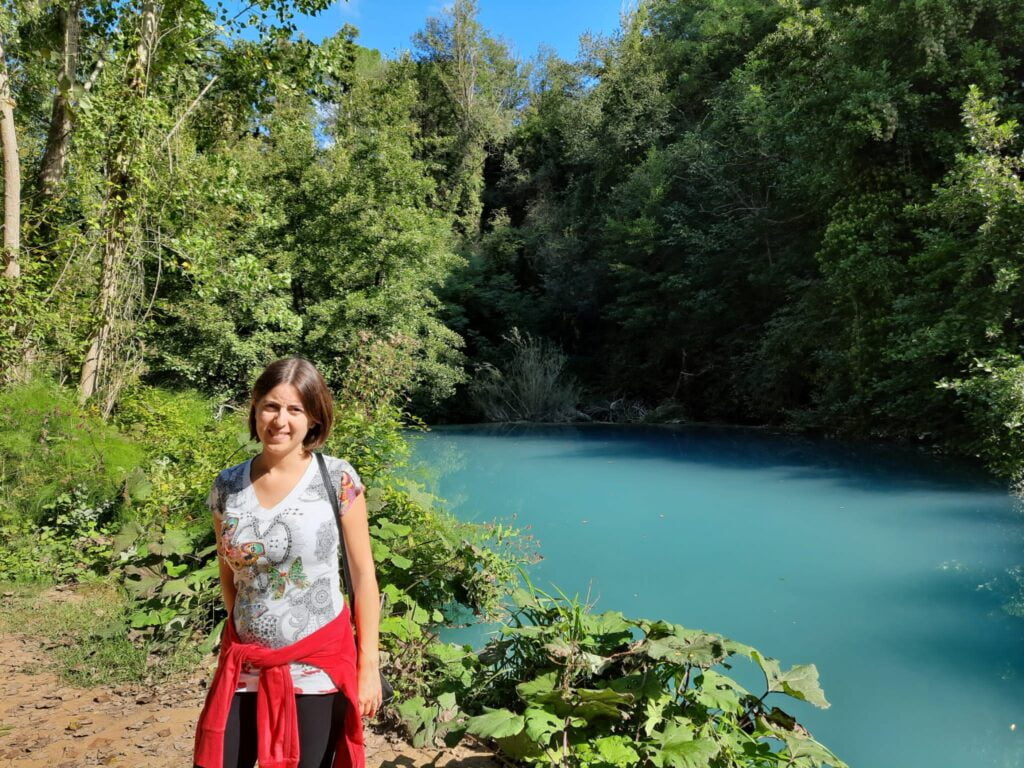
[0,33,20,280]
[38,0,82,197]
[79,0,161,405]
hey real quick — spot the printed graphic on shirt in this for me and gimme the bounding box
[209,454,363,693]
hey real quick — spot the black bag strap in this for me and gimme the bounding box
[313,452,396,706]
[315,452,356,614]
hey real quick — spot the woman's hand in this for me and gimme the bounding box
[357,660,383,719]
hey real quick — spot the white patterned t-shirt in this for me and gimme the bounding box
[207,453,364,694]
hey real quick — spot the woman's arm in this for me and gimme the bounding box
[340,491,382,718]
[212,515,237,616]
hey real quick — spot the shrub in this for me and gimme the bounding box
[0,378,144,523]
[112,385,252,526]
[454,585,846,768]
[470,329,580,422]
[939,354,1024,483]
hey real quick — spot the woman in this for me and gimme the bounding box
[194,357,382,768]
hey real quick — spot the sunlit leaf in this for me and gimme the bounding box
[466,708,525,740]
[517,671,557,702]
[595,735,641,767]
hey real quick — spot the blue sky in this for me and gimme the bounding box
[276,0,627,61]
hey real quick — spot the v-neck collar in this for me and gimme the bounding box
[244,454,316,512]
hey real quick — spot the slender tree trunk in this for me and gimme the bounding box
[79,0,161,404]
[0,33,21,279]
[441,0,484,235]
[38,0,82,197]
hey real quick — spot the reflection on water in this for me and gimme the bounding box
[407,424,1024,768]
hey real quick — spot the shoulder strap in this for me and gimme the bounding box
[315,452,355,615]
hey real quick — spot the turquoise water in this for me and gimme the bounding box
[407,424,1024,768]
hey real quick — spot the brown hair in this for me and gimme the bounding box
[248,358,334,450]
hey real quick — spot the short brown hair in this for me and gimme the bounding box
[248,358,334,450]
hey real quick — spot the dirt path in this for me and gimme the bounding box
[0,632,495,768]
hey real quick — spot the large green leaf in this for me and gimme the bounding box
[653,723,719,768]
[510,588,536,610]
[186,561,220,585]
[721,638,759,659]
[199,618,225,654]
[112,520,145,554]
[122,565,161,597]
[124,468,153,501]
[694,669,746,714]
[595,735,641,767]
[129,607,177,628]
[379,615,421,641]
[151,527,190,557]
[749,650,781,686]
[526,685,631,720]
[497,730,545,759]
[642,632,726,668]
[543,638,575,659]
[658,738,719,768]
[373,519,412,539]
[428,642,471,664]
[503,624,546,639]
[160,577,192,596]
[466,708,525,740]
[517,671,557,702]
[389,553,413,570]
[164,560,189,578]
[395,696,428,729]
[572,687,634,719]
[608,672,664,701]
[365,487,387,514]
[781,731,849,768]
[523,707,562,743]
[768,664,830,709]
[638,619,676,637]
[581,611,634,638]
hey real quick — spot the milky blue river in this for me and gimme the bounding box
[408,424,1024,768]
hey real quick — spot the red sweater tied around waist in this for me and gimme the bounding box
[193,607,364,768]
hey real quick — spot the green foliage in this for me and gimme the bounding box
[293,53,467,407]
[111,385,249,523]
[455,586,846,768]
[470,329,581,422]
[112,519,222,653]
[0,581,150,687]
[369,483,527,623]
[390,585,846,767]
[0,486,115,582]
[939,355,1024,481]
[440,0,1024,480]
[5,0,1024,480]
[412,0,526,234]
[0,379,145,522]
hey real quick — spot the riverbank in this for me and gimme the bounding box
[0,585,497,768]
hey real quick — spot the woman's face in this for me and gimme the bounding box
[253,382,314,457]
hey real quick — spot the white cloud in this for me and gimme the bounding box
[336,0,362,20]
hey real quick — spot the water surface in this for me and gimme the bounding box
[408,424,1024,768]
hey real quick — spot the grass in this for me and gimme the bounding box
[0,578,149,687]
[0,576,211,689]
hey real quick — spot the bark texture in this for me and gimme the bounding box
[79,1,161,407]
[38,0,82,197]
[0,33,20,279]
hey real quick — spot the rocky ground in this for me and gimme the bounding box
[0,593,497,768]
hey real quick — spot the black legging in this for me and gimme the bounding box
[196,691,347,768]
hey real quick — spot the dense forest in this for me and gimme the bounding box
[2,0,1024,477]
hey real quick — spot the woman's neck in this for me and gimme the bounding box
[253,447,310,476]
